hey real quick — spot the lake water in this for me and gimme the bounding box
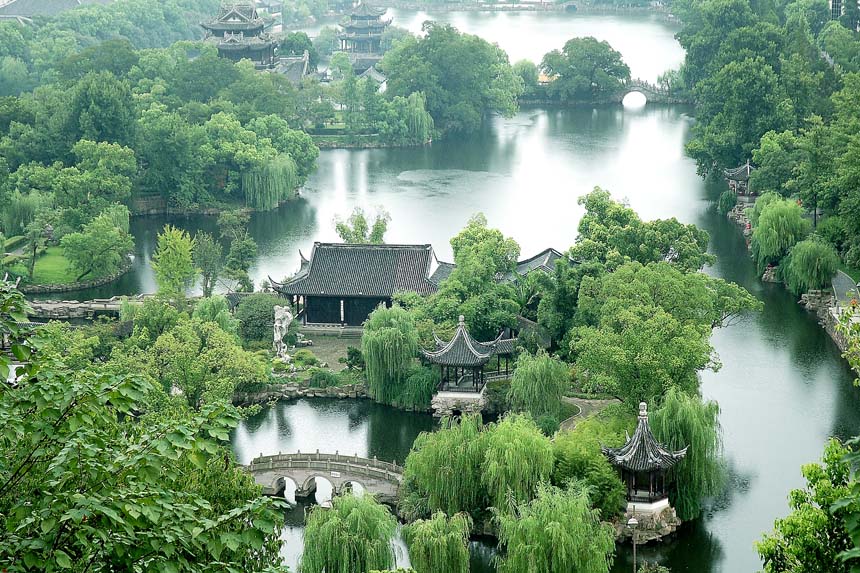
[45,11,860,572]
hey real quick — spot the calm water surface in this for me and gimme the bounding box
[48,14,860,572]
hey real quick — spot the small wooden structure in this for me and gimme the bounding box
[602,402,687,503]
[421,315,517,393]
[724,161,755,195]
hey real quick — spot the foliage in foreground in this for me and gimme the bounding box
[495,482,616,573]
[0,281,285,571]
[235,293,283,344]
[301,494,397,573]
[651,388,725,521]
[757,439,859,573]
[403,512,472,573]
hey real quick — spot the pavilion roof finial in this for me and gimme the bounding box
[458,314,465,325]
[602,401,687,473]
[638,401,648,420]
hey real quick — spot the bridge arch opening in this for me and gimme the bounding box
[622,91,647,108]
[300,475,336,506]
[273,476,299,504]
[340,480,368,498]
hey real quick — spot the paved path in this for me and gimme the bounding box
[559,396,620,431]
[833,271,859,308]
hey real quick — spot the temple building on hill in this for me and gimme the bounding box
[202,1,277,70]
[270,242,564,328]
[338,2,391,73]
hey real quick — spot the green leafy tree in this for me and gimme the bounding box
[403,512,472,573]
[541,37,630,102]
[552,406,631,520]
[570,306,714,404]
[335,207,391,243]
[152,224,197,300]
[381,23,522,136]
[151,318,267,410]
[750,130,802,195]
[60,212,133,281]
[192,295,239,337]
[570,188,715,272]
[234,293,282,344]
[66,70,136,148]
[193,231,223,298]
[400,415,488,520]
[0,283,285,571]
[750,197,811,272]
[495,482,616,573]
[482,414,554,510]
[301,494,397,573]
[781,236,839,295]
[508,350,570,419]
[757,439,858,573]
[362,303,419,404]
[513,60,540,97]
[651,388,725,521]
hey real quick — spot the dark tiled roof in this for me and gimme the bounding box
[276,52,310,85]
[516,247,564,275]
[271,243,440,297]
[602,403,687,473]
[421,315,516,367]
[350,2,387,17]
[429,261,455,285]
[724,162,754,182]
[0,0,109,17]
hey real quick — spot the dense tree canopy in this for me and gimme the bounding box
[541,37,631,102]
[381,23,523,136]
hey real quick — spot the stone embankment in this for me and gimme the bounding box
[233,381,369,406]
[614,500,682,543]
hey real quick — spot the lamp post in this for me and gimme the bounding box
[628,516,639,573]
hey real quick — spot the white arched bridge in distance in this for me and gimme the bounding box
[616,78,690,105]
[244,451,404,505]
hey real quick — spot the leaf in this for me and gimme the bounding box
[11,343,30,361]
[55,550,72,569]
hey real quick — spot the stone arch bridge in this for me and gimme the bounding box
[615,79,690,104]
[245,451,404,505]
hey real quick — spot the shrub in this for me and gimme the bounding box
[392,365,439,410]
[817,216,847,252]
[293,348,319,367]
[308,368,340,388]
[781,236,839,295]
[339,346,365,370]
[535,414,560,436]
[717,190,737,216]
[551,405,632,520]
[235,293,283,343]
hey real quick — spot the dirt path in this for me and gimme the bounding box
[559,396,620,431]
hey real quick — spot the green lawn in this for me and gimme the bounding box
[31,247,78,284]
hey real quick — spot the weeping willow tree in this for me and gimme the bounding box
[781,236,839,295]
[242,154,298,211]
[391,365,439,410]
[508,350,570,419]
[300,494,397,573]
[361,303,419,404]
[400,414,487,520]
[405,92,434,144]
[750,197,811,272]
[482,414,554,511]
[495,482,615,573]
[1,190,53,236]
[650,387,725,521]
[403,512,472,573]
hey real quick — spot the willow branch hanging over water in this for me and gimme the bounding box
[300,494,397,573]
[650,387,725,521]
[361,304,419,405]
[404,511,472,573]
[242,154,298,211]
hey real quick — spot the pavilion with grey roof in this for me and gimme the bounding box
[602,402,687,503]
